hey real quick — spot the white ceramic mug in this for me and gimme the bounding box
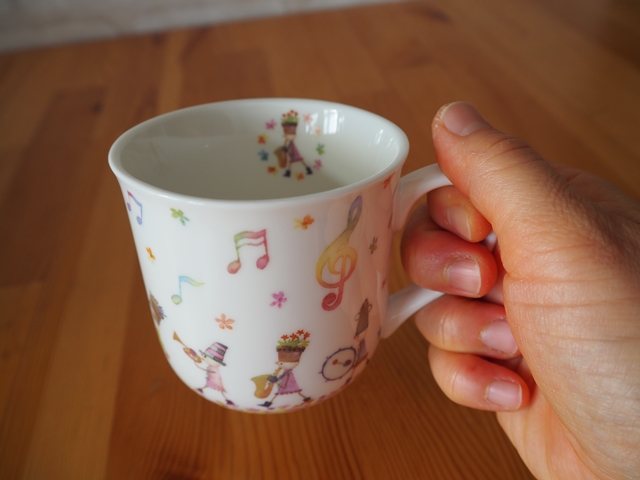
[109,99,452,413]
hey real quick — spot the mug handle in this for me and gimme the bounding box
[381,164,453,338]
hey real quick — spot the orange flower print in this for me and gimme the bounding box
[258,134,268,144]
[215,314,235,330]
[294,215,315,230]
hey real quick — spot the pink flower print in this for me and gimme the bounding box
[303,113,314,124]
[313,159,323,170]
[266,119,277,129]
[271,292,287,308]
[215,314,235,330]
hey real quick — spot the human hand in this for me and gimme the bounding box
[401,102,640,480]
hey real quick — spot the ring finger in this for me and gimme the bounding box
[414,294,519,359]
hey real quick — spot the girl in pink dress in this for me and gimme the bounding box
[196,342,235,406]
[279,110,314,177]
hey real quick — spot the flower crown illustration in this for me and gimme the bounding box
[278,330,310,349]
[281,110,299,126]
[276,330,310,363]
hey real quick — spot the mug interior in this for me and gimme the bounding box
[110,99,408,201]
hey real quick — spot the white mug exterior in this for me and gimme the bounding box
[109,99,451,413]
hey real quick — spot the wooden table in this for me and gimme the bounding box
[1,0,639,478]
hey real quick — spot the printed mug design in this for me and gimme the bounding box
[149,293,166,326]
[294,214,314,230]
[321,298,372,384]
[170,208,190,226]
[173,332,236,406]
[227,230,270,274]
[123,181,377,412]
[171,276,204,305]
[116,102,402,413]
[215,314,235,330]
[252,331,313,409]
[369,237,378,254]
[257,110,325,180]
[270,291,287,308]
[126,191,143,225]
[316,196,362,311]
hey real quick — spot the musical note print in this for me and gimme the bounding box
[171,276,204,304]
[126,191,142,225]
[315,196,362,311]
[227,229,270,274]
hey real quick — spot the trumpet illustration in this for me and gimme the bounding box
[173,331,201,363]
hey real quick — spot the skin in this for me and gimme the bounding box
[401,102,640,480]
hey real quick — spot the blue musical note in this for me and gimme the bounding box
[126,191,143,225]
[172,276,204,304]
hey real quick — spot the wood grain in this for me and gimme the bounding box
[1,0,639,478]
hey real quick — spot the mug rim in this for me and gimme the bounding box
[108,98,410,208]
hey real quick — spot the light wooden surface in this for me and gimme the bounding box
[1,0,639,478]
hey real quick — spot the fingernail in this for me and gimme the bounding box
[486,380,522,409]
[447,206,471,240]
[481,321,518,355]
[446,258,481,296]
[440,102,490,136]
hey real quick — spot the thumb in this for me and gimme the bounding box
[432,102,606,282]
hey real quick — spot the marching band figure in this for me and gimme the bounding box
[274,110,314,177]
[252,331,312,408]
[195,342,235,406]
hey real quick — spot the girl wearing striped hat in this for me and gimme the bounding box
[196,342,235,406]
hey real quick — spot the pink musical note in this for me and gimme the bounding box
[126,191,143,225]
[227,230,270,274]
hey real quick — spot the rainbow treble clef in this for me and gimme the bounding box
[315,196,362,311]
